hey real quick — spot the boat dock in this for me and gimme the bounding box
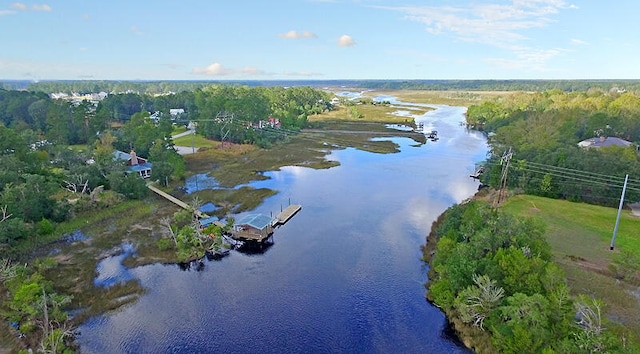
[275,204,302,226]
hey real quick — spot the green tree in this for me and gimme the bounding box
[493,293,552,353]
[454,274,504,330]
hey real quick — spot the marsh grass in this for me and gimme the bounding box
[191,186,278,217]
[367,90,511,107]
[502,194,640,334]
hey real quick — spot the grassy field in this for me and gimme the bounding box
[173,132,219,149]
[501,194,640,335]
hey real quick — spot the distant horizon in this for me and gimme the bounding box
[4,78,640,83]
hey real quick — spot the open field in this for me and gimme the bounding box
[501,194,640,335]
[173,132,218,149]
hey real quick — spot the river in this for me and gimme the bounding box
[78,101,488,353]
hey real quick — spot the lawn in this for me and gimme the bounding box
[173,132,219,149]
[501,194,640,335]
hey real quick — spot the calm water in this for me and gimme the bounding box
[78,103,487,353]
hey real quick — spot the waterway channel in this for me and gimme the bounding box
[78,101,488,353]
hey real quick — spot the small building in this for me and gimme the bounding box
[578,136,633,149]
[199,216,220,229]
[113,150,152,179]
[233,214,275,238]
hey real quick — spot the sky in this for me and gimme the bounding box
[1,0,639,81]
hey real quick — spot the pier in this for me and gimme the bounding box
[275,204,302,226]
[147,183,207,218]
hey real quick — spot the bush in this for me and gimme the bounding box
[37,218,55,236]
[156,238,174,251]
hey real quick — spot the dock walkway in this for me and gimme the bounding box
[147,183,207,218]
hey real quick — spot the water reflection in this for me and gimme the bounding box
[93,243,136,288]
[183,173,219,194]
[79,104,484,353]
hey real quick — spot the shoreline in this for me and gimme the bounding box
[422,191,495,353]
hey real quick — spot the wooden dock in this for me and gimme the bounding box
[147,183,207,218]
[275,204,302,226]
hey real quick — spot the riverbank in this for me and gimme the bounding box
[2,90,486,352]
[423,189,640,352]
[422,190,496,352]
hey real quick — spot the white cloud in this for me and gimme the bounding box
[0,10,16,15]
[10,2,28,10]
[130,25,143,35]
[193,63,228,75]
[192,63,267,77]
[571,38,589,45]
[10,2,51,11]
[385,0,573,47]
[31,4,50,11]
[337,34,356,47]
[278,30,317,39]
[378,1,576,73]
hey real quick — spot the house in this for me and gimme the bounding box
[578,136,633,149]
[233,213,275,238]
[149,111,162,123]
[267,116,281,128]
[113,149,152,178]
[170,108,185,117]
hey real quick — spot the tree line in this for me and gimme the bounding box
[466,89,640,207]
[17,79,640,95]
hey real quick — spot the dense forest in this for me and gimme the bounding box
[466,89,640,207]
[425,201,631,353]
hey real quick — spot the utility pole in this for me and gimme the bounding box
[496,147,513,206]
[610,174,629,250]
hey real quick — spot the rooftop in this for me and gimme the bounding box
[235,213,274,230]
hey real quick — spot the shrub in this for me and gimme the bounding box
[37,218,55,236]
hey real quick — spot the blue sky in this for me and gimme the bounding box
[1,0,639,80]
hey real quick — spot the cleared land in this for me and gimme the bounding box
[501,194,640,335]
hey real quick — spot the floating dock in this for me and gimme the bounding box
[275,204,302,226]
